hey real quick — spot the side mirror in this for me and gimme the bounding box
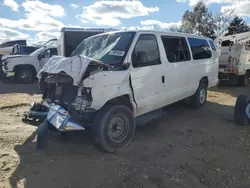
[38,52,45,61]
[122,62,130,69]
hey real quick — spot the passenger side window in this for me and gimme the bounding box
[132,34,160,68]
[161,36,191,63]
[188,38,212,60]
[209,40,216,51]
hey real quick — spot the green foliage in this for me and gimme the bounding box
[180,2,216,38]
[226,16,250,35]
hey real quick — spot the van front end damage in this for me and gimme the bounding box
[32,55,109,149]
[24,55,105,121]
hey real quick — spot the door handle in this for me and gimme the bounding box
[161,76,165,83]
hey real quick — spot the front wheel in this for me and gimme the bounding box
[93,105,135,152]
[15,69,35,84]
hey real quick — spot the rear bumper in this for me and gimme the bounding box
[209,79,219,88]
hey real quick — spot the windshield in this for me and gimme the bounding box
[70,32,135,66]
[34,39,57,47]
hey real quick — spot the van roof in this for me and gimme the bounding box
[100,29,213,40]
[61,27,116,33]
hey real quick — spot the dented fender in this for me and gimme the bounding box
[83,70,136,114]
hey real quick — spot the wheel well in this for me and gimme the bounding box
[200,76,208,87]
[104,95,133,112]
[14,65,37,74]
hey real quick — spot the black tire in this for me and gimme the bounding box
[189,82,207,109]
[15,69,35,84]
[234,95,249,125]
[238,72,249,86]
[93,105,135,153]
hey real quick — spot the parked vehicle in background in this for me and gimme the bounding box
[1,39,58,83]
[58,27,116,57]
[216,31,250,86]
[1,27,116,84]
[10,44,39,55]
[34,30,219,152]
[0,40,27,55]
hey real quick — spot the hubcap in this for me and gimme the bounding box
[108,114,129,143]
[20,71,31,82]
[199,88,206,104]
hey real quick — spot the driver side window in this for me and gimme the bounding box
[132,34,161,68]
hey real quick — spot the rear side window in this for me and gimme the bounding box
[209,40,216,51]
[188,38,212,60]
[23,47,37,54]
[161,36,191,63]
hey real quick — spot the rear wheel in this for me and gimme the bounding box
[15,69,35,84]
[234,95,249,125]
[189,82,207,109]
[93,105,135,152]
[238,72,249,86]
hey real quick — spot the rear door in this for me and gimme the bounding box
[187,38,213,92]
[160,35,192,100]
[130,33,165,116]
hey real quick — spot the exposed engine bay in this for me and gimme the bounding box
[27,55,111,124]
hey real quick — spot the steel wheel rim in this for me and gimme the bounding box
[108,114,129,143]
[199,88,206,104]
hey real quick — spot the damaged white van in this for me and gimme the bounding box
[34,30,219,152]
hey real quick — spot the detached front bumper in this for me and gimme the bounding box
[36,104,85,150]
[24,101,50,121]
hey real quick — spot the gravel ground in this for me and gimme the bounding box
[1,83,250,188]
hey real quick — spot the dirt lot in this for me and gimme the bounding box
[1,81,250,188]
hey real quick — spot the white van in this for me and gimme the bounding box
[36,30,219,152]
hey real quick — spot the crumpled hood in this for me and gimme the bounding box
[37,55,95,86]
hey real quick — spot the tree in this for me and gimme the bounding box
[180,2,216,38]
[213,9,235,37]
[226,16,250,35]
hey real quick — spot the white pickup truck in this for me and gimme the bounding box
[1,39,58,83]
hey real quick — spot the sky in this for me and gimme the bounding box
[0,0,250,44]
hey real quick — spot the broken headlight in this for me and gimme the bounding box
[71,88,92,111]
